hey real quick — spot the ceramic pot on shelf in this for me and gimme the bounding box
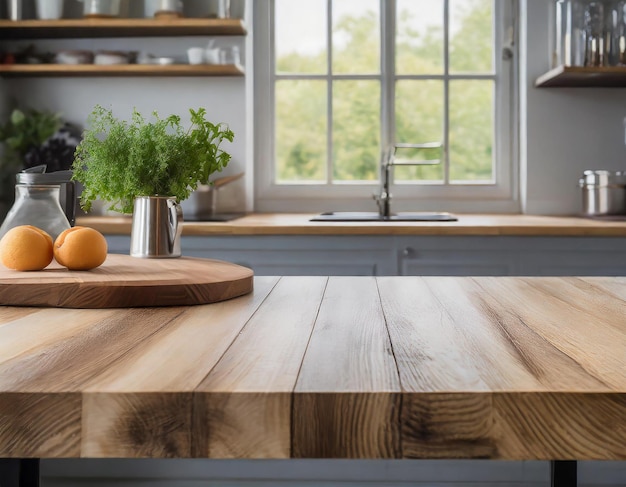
[36,0,64,19]
[80,0,121,18]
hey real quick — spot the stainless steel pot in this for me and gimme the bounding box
[179,172,244,220]
[579,170,626,216]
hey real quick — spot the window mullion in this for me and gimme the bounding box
[269,0,277,187]
[381,0,395,179]
[326,0,333,185]
[444,0,450,186]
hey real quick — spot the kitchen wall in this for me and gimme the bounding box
[522,0,626,215]
[2,1,625,216]
[1,0,251,214]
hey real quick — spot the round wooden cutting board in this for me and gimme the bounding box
[0,254,254,308]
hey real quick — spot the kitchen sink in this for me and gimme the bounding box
[310,211,457,222]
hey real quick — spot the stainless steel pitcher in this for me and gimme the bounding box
[130,196,183,258]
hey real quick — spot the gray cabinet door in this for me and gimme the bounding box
[181,236,396,276]
[396,237,516,276]
[516,237,626,276]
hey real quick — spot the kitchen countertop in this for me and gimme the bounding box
[1,275,625,460]
[76,213,626,237]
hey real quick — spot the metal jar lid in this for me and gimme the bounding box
[579,170,626,187]
[15,165,73,185]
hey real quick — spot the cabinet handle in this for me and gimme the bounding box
[403,247,414,257]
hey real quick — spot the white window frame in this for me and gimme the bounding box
[254,0,519,213]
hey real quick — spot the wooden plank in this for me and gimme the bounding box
[470,277,626,460]
[0,18,247,38]
[377,276,490,393]
[471,277,626,389]
[82,392,192,458]
[0,308,183,392]
[0,64,244,78]
[0,308,184,458]
[194,276,328,459]
[378,276,619,459]
[293,277,401,458]
[81,277,279,458]
[580,276,626,301]
[494,392,626,460]
[0,393,81,457]
[0,308,121,368]
[0,307,40,327]
[378,277,500,459]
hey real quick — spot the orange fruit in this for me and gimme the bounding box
[54,226,107,271]
[0,225,54,271]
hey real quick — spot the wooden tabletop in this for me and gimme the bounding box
[1,275,625,460]
[76,213,626,237]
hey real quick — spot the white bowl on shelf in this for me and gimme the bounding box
[94,51,129,65]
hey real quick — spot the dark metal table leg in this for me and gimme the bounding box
[18,460,39,487]
[551,460,577,487]
[0,459,39,487]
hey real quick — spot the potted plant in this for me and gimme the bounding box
[72,105,234,258]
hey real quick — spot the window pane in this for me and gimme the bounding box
[394,80,444,182]
[276,80,327,183]
[449,0,494,73]
[275,0,327,74]
[449,80,494,182]
[333,0,380,74]
[333,80,380,182]
[396,0,444,75]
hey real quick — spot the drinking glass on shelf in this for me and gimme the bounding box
[611,1,626,66]
[219,46,240,66]
[208,0,230,18]
[583,1,606,66]
[552,0,586,67]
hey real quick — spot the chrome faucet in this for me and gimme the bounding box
[373,142,443,218]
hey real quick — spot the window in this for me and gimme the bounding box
[254,0,518,212]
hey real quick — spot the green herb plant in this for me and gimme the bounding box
[0,107,63,208]
[73,105,234,214]
[0,108,63,168]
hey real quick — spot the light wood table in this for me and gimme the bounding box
[1,276,625,486]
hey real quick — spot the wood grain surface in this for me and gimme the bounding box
[76,213,626,237]
[0,254,253,308]
[0,276,625,460]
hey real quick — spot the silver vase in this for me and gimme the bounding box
[130,196,183,258]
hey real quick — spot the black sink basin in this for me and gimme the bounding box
[310,211,457,222]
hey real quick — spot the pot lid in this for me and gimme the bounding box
[580,170,626,186]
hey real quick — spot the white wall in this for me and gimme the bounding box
[522,0,626,215]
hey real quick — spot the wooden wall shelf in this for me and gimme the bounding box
[535,65,626,88]
[0,18,246,39]
[0,64,244,77]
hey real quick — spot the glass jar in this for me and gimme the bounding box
[607,0,626,65]
[553,0,587,67]
[583,1,606,66]
[0,184,71,240]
